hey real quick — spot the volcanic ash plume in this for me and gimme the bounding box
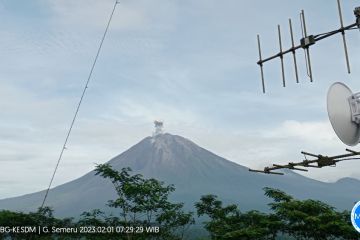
[153,120,164,137]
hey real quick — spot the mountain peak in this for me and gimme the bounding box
[1,133,360,218]
[335,177,360,184]
[150,133,192,150]
[108,133,247,180]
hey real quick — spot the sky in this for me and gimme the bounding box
[0,0,360,198]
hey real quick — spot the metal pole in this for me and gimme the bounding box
[289,19,299,83]
[337,0,351,73]
[301,10,313,82]
[278,25,286,87]
[257,35,266,93]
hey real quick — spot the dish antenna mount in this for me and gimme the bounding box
[257,0,360,93]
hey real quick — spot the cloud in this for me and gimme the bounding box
[159,118,359,184]
[264,120,337,143]
[47,0,179,33]
[215,120,358,183]
[1,0,360,199]
[48,0,143,30]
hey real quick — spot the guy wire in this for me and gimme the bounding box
[40,0,120,208]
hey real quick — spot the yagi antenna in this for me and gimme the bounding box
[257,0,360,93]
[249,149,360,175]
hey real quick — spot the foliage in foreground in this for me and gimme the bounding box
[92,164,195,239]
[0,165,358,239]
[0,165,194,240]
[196,187,359,240]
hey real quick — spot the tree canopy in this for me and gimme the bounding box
[195,187,359,240]
[0,166,358,240]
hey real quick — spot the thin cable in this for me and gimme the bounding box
[41,0,119,208]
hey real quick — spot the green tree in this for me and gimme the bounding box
[0,207,76,240]
[93,164,194,239]
[196,188,359,240]
[264,187,359,240]
[195,195,280,240]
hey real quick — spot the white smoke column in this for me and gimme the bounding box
[153,120,164,136]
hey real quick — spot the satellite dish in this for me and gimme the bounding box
[327,82,360,146]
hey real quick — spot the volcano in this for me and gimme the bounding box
[0,133,359,217]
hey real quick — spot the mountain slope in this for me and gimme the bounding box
[0,133,359,217]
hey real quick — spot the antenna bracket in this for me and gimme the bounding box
[355,7,360,28]
[300,35,316,48]
[348,93,360,124]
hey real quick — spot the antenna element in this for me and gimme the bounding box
[256,0,359,92]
